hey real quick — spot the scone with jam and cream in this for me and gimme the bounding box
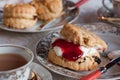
[48,24,107,71]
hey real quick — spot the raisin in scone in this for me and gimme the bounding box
[3,3,37,29]
[30,0,63,21]
[48,24,107,71]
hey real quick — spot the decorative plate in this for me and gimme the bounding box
[0,0,79,33]
[35,23,120,79]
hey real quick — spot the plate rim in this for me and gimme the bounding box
[0,23,63,33]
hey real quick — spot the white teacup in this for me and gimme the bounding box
[102,0,120,17]
[0,44,34,80]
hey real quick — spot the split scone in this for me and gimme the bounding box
[3,3,37,29]
[30,0,63,21]
[48,24,107,71]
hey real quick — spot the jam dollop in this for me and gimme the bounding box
[52,39,83,61]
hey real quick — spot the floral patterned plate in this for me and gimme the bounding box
[35,23,120,79]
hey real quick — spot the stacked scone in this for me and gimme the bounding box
[48,24,107,71]
[3,4,37,29]
[30,0,63,21]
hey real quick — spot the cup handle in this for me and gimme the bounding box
[102,0,113,12]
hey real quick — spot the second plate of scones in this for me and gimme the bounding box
[0,0,79,32]
[3,0,63,29]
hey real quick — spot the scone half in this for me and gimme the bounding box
[30,0,63,21]
[3,4,37,19]
[48,49,101,71]
[3,3,37,29]
[60,24,107,52]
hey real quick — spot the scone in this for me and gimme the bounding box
[48,23,107,71]
[3,3,37,29]
[60,24,107,52]
[30,0,63,21]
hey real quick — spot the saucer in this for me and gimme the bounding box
[97,7,120,26]
[29,62,52,80]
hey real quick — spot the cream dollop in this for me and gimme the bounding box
[80,46,97,57]
[53,46,97,57]
[53,46,63,56]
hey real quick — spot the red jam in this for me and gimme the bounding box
[52,39,83,61]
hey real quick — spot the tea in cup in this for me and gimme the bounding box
[102,0,120,17]
[0,44,34,80]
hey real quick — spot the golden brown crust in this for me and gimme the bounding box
[48,49,100,71]
[4,3,37,19]
[30,0,63,20]
[3,18,37,29]
[60,24,107,50]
